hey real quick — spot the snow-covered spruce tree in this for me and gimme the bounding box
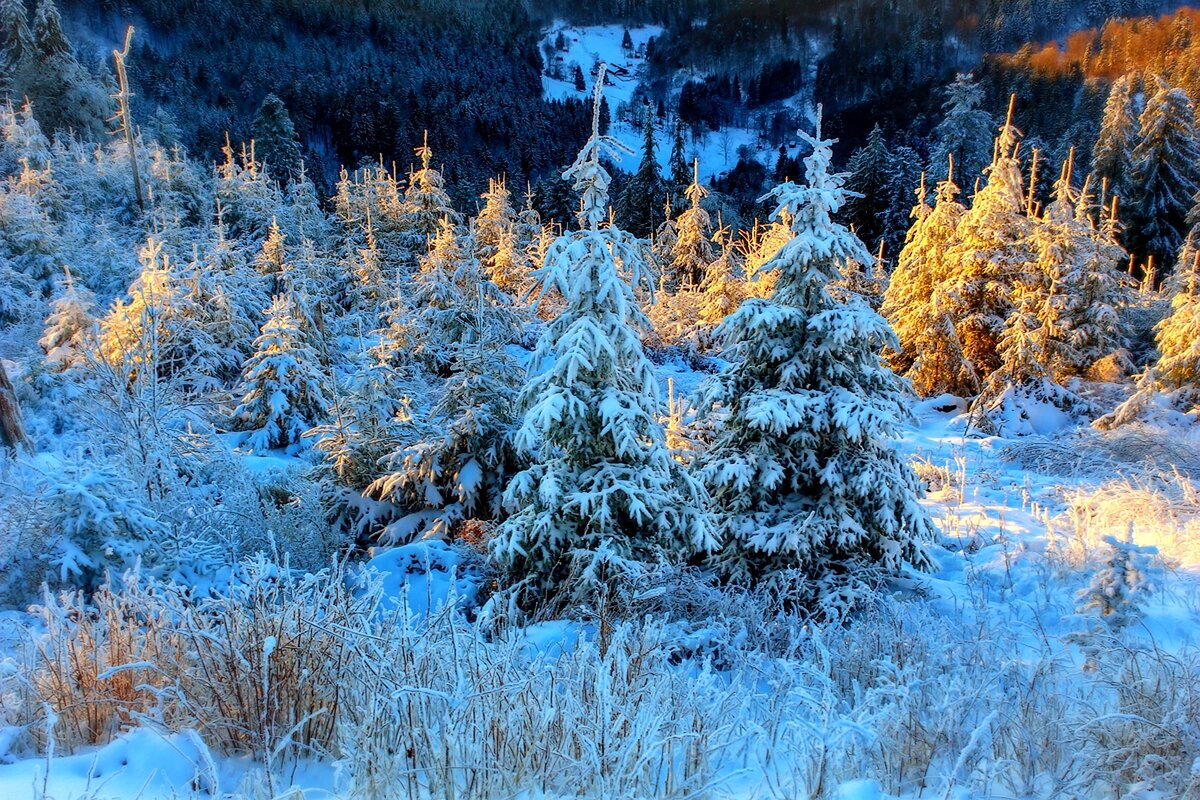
[1130,76,1200,274]
[473,177,531,296]
[615,106,666,237]
[368,280,525,543]
[0,100,50,174]
[252,93,303,184]
[697,221,746,330]
[96,237,213,385]
[232,293,330,453]
[1048,166,1133,380]
[0,0,33,102]
[944,100,1034,381]
[401,132,458,244]
[843,124,894,255]
[927,73,994,192]
[409,217,475,375]
[883,164,976,397]
[692,109,934,612]
[666,159,715,289]
[39,461,161,593]
[0,159,60,292]
[1092,73,1140,207]
[24,0,107,139]
[40,267,95,370]
[491,68,714,609]
[1075,527,1161,634]
[1154,254,1200,399]
[253,216,290,294]
[668,119,690,210]
[742,214,792,299]
[215,137,285,242]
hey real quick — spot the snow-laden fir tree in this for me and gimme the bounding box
[927,74,994,191]
[883,164,976,397]
[491,67,714,608]
[473,177,531,295]
[0,158,59,292]
[254,217,289,294]
[697,220,746,330]
[408,217,477,375]
[368,278,524,543]
[692,108,934,612]
[40,267,95,370]
[252,93,303,184]
[401,132,458,244]
[944,99,1034,380]
[1076,527,1161,633]
[233,292,330,453]
[615,106,666,237]
[1092,74,1140,207]
[0,100,50,174]
[1130,76,1200,275]
[215,137,285,241]
[1154,252,1200,398]
[668,119,690,210]
[96,237,212,384]
[24,0,107,139]
[0,0,33,103]
[666,159,715,289]
[1047,166,1133,379]
[473,177,517,266]
[843,124,894,255]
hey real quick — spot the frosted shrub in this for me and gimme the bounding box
[1076,529,1162,630]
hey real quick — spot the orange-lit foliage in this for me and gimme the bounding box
[997,8,1200,96]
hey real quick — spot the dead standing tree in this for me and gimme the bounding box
[0,360,32,453]
[112,26,144,213]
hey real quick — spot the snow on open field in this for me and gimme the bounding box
[540,21,662,108]
[539,21,771,181]
[2,354,1197,798]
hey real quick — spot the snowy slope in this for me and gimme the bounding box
[538,21,783,181]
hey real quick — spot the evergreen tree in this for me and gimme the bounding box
[1130,77,1200,274]
[1154,254,1200,394]
[1092,74,1140,208]
[668,120,690,209]
[697,221,745,329]
[252,93,303,184]
[409,218,474,374]
[25,0,107,139]
[233,293,330,453]
[40,267,95,370]
[401,132,458,244]
[491,69,714,608]
[1041,164,1133,379]
[368,274,525,542]
[843,124,893,254]
[0,0,33,100]
[666,159,715,289]
[944,102,1034,380]
[97,238,211,384]
[927,74,994,190]
[692,109,934,612]
[615,107,666,237]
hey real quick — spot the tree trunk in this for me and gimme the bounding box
[0,361,32,453]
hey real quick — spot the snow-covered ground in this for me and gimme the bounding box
[538,21,787,181]
[2,354,1197,799]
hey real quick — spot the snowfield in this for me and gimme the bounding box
[1,356,1197,799]
[539,21,787,181]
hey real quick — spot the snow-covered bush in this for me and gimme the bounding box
[1075,529,1162,630]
